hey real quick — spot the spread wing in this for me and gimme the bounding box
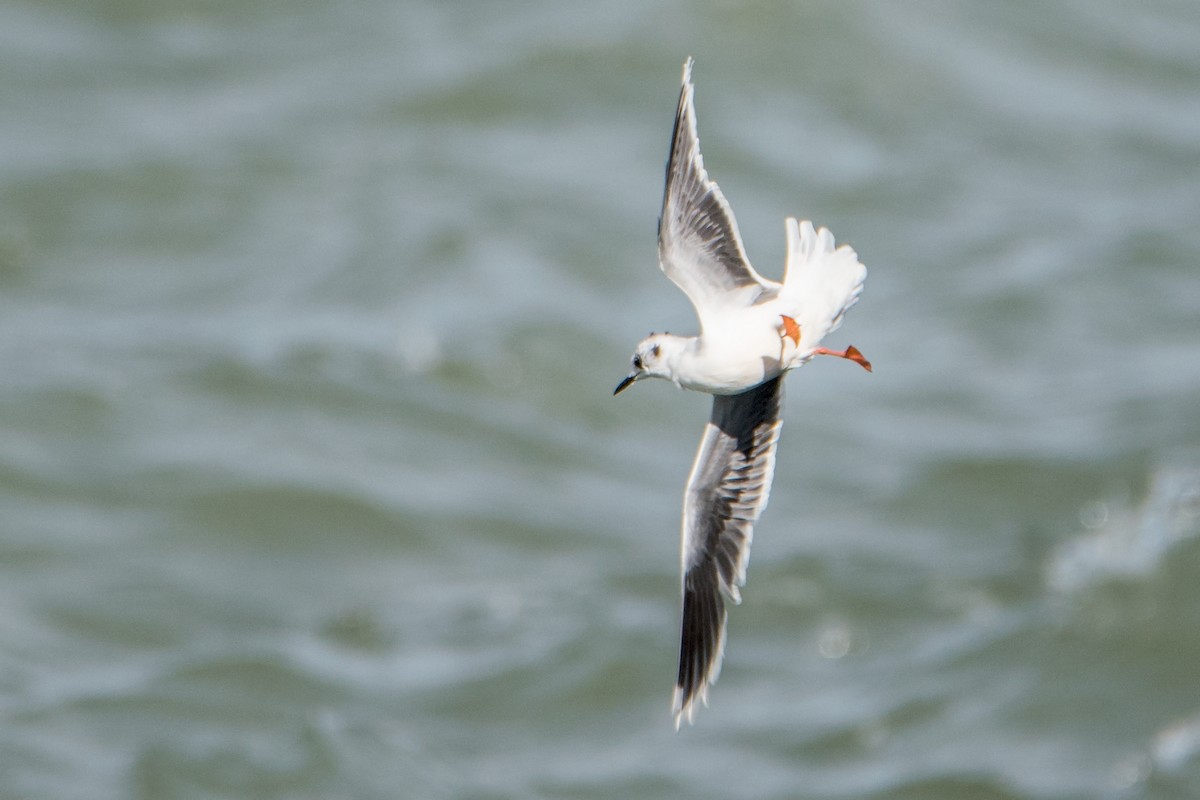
[673,376,783,727]
[658,58,772,331]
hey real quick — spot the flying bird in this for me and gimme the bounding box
[614,58,871,728]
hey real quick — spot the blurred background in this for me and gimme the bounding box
[2,1,1199,798]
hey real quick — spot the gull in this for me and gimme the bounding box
[614,58,871,728]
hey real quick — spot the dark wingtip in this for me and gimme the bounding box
[673,564,726,728]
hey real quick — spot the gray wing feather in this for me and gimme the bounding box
[673,376,784,727]
[658,58,770,327]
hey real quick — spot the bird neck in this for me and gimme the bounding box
[661,335,703,387]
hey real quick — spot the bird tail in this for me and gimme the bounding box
[779,218,867,363]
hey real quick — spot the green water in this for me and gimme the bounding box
[2,2,1200,798]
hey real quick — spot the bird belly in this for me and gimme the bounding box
[678,318,785,395]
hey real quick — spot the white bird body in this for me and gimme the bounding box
[613,58,870,728]
[655,313,780,395]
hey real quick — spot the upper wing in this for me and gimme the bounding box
[658,58,772,330]
[673,376,784,727]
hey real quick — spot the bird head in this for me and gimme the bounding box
[614,333,678,395]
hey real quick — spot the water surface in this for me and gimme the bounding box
[2,2,1199,798]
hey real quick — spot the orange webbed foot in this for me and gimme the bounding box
[844,345,872,372]
[779,315,801,346]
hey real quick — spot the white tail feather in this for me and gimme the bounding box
[780,218,866,360]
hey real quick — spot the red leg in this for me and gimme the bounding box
[812,345,872,372]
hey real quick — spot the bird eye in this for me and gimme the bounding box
[633,355,643,370]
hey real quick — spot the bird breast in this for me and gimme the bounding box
[678,316,786,395]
